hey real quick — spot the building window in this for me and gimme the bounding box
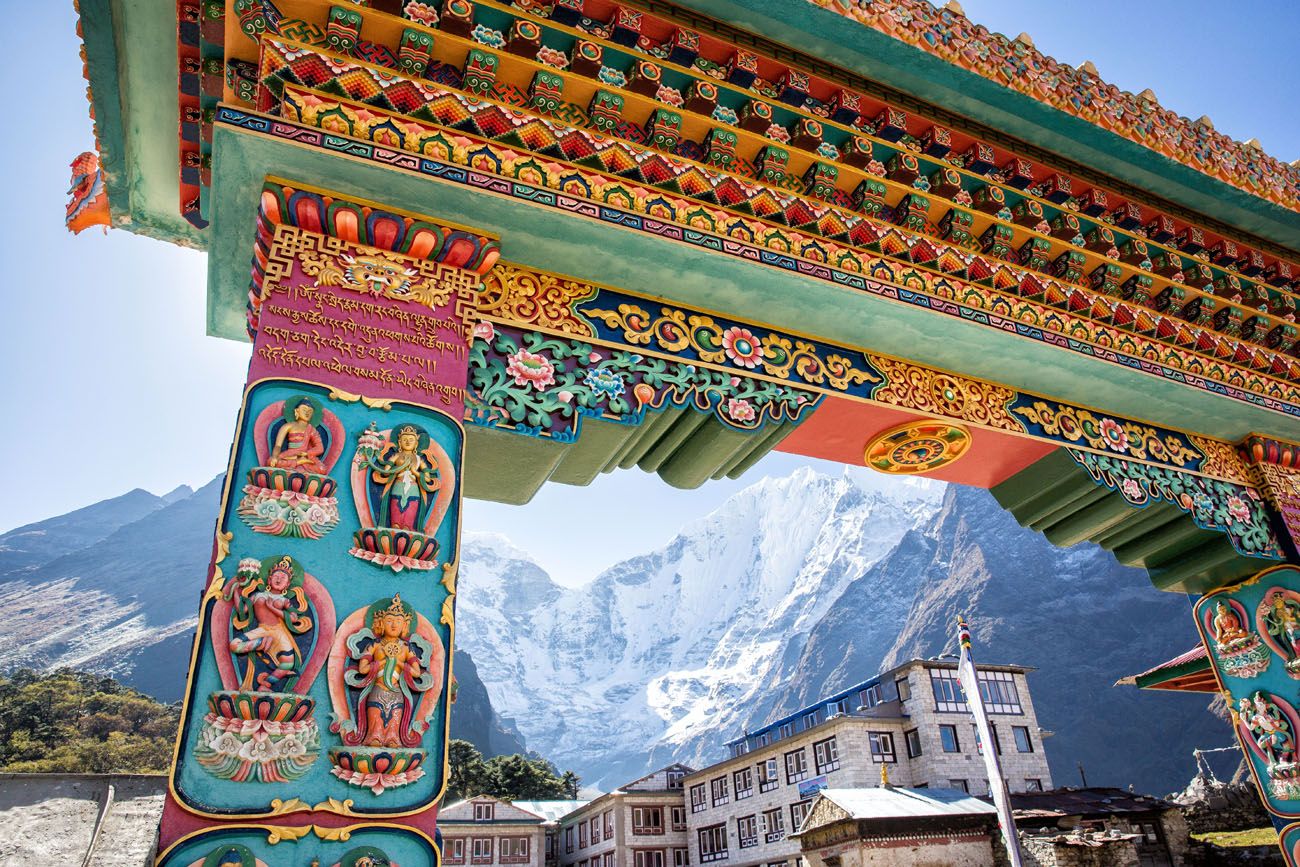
[737,815,758,849]
[948,779,969,793]
[756,732,770,748]
[634,852,665,867]
[789,800,813,831]
[501,838,531,864]
[802,710,821,731]
[939,724,961,753]
[730,742,749,758]
[779,722,793,739]
[762,808,785,843]
[757,758,779,793]
[859,683,883,709]
[546,835,555,858]
[1025,778,1043,792]
[1013,726,1034,753]
[813,737,840,774]
[605,810,614,838]
[671,805,687,831]
[830,698,849,716]
[667,768,685,789]
[605,854,614,867]
[868,732,895,763]
[591,817,601,845]
[446,839,466,865]
[895,678,911,702]
[565,828,574,855]
[633,806,665,835]
[905,728,922,758]
[733,767,753,800]
[930,669,965,712]
[971,724,1001,755]
[471,838,493,865]
[698,825,728,863]
[579,821,588,849]
[977,671,1024,714]
[474,802,496,822]
[689,784,707,814]
[785,748,809,784]
[710,776,730,806]
[673,849,689,867]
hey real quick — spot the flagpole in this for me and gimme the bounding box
[956,614,1024,867]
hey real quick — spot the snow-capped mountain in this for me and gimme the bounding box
[453,469,1225,794]
[455,468,944,786]
[0,466,1227,792]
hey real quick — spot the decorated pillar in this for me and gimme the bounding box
[155,181,499,867]
[1191,437,1300,866]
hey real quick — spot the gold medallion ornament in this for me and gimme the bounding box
[864,420,973,475]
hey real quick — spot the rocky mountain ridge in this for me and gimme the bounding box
[0,467,1228,792]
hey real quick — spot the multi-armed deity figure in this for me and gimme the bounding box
[1260,589,1300,677]
[193,554,331,783]
[1237,690,1300,800]
[226,555,313,692]
[329,593,441,794]
[1207,599,1269,678]
[350,421,452,571]
[237,394,344,539]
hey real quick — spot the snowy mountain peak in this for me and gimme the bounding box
[454,466,948,788]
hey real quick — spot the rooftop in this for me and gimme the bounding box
[509,800,592,823]
[1115,645,1214,692]
[726,657,1030,749]
[799,786,997,828]
[999,787,1175,820]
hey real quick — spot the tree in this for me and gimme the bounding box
[445,738,582,802]
[447,739,490,801]
[0,668,180,774]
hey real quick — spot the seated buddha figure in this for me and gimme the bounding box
[1213,601,1251,647]
[269,398,329,475]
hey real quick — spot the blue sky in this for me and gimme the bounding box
[2,1,1296,587]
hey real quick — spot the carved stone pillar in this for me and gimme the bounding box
[155,182,499,867]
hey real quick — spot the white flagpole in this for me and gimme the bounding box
[956,615,1024,867]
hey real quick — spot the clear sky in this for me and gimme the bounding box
[1,1,1296,587]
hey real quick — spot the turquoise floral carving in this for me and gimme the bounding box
[1069,449,1283,560]
[467,324,819,441]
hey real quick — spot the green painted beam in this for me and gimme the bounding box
[78,0,204,246]
[992,450,1273,593]
[207,124,1300,447]
[670,0,1300,253]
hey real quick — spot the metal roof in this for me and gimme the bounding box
[510,800,592,823]
[809,787,998,824]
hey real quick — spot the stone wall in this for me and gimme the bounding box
[1170,774,1270,834]
[1020,834,1140,867]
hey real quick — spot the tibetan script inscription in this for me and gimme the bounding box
[251,226,479,414]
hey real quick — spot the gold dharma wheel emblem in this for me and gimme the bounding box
[864,419,973,475]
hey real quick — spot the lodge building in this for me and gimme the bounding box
[442,796,591,867]
[462,658,1052,867]
[680,659,1052,867]
[556,765,696,867]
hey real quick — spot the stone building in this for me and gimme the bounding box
[794,786,1005,867]
[557,764,696,867]
[442,795,589,867]
[683,659,1052,867]
[1008,788,1189,866]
